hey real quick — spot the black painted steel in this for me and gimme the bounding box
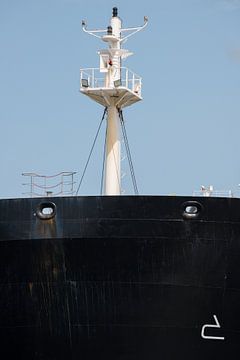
[0,195,239,359]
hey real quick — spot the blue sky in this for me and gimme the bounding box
[0,0,240,198]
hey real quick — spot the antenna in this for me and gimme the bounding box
[80,8,148,195]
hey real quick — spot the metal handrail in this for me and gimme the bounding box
[80,66,142,95]
[22,172,77,197]
[193,190,234,198]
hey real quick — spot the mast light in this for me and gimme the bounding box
[114,79,122,87]
[107,26,113,35]
[112,7,118,17]
[81,79,89,88]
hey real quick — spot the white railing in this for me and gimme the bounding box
[80,67,142,96]
[193,190,234,198]
[22,172,77,197]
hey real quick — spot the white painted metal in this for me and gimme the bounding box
[193,187,233,198]
[81,8,148,195]
[103,14,121,195]
[80,67,142,97]
[105,105,121,195]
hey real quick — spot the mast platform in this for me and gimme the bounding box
[80,67,142,108]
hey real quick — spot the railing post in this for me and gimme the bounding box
[92,68,94,88]
[126,68,128,88]
[80,69,82,89]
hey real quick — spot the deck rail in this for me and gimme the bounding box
[80,67,142,96]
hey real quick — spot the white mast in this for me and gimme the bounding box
[80,7,148,195]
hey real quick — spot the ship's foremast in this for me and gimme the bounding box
[80,7,148,195]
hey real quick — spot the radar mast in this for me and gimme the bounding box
[80,7,148,195]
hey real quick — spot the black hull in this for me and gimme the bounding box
[0,195,239,359]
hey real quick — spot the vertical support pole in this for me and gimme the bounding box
[30,175,33,198]
[105,105,121,195]
[104,8,122,195]
[93,68,95,87]
[44,176,46,197]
